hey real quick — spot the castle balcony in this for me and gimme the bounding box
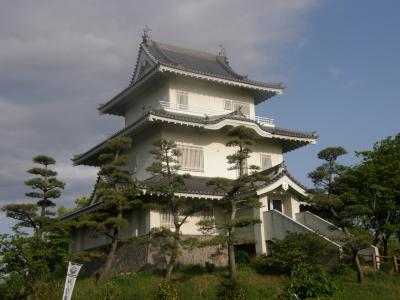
[158,101,275,128]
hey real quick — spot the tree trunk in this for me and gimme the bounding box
[383,236,389,256]
[228,239,237,280]
[97,228,119,283]
[165,251,177,280]
[353,251,363,283]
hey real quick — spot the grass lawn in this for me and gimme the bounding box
[38,265,400,299]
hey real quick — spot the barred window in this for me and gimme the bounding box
[201,208,214,220]
[160,212,174,228]
[176,91,188,110]
[260,154,272,170]
[224,99,232,110]
[223,100,250,117]
[177,145,204,172]
[233,102,250,116]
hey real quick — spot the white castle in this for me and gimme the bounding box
[63,33,343,258]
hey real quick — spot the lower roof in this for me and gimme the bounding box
[60,162,308,221]
[73,109,317,166]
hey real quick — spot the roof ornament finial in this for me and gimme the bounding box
[142,25,151,44]
[218,44,229,64]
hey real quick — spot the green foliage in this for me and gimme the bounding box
[2,154,64,233]
[216,279,245,300]
[0,225,70,299]
[235,250,250,265]
[258,232,339,274]
[58,197,91,216]
[97,280,121,300]
[280,263,337,300]
[205,261,215,273]
[155,280,178,300]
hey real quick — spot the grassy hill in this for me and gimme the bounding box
[32,265,400,299]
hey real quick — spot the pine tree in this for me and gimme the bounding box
[77,137,139,283]
[308,147,371,283]
[198,126,264,280]
[2,155,64,236]
[144,139,208,279]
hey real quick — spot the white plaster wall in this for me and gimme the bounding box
[161,125,283,179]
[128,126,162,180]
[146,205,227,236]
[169,77,255,118]
[125,82,169,125]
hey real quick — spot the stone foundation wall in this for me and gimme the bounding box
[81,235,227,275]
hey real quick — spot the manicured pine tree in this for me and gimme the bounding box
[144,139,209,279]
[308,147,371,283]
[2,155,65,236]
[77,137,139,283]
[198,126,264,280]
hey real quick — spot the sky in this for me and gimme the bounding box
[0,1,399,232]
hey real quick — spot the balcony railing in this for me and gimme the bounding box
[158,101,275,127]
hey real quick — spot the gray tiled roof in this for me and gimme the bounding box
[151,109,316,139]
[139,39,283,90]
[73,108,316,166]
[59,162,307,221]
[140,162,308,196]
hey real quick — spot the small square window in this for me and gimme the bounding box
[224,99,232,110]
[260,154,272,170]
[176,91,188,110]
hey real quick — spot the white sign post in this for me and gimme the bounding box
[62,262,82,300]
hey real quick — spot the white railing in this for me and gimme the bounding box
[158,101,275,127]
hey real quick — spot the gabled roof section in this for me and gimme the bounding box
[136,39,283,91]
[98,38,284,116]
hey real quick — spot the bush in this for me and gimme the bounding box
[258,232,339,274]
[205,261,215,273]
[334,263,353,275]
[216,279,245,300]
[97,280,121,300]
[280,263,337,300]
[155,280,178,300]
[235,250,251,265]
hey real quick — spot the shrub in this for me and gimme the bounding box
[155,280,178,300]
[280,263,337,300]
[97,280,121,300]
[258,232,339,274]
[235,250,250,265]
[216,279,245,300]
[205,261,215,273]
[334,263,352,275]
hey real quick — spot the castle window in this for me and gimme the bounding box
[201,208,214,220]
[233,102,250,116]
[224,99,232,110]
[177,145,204,172]
[160,211,174,228]
[176,91,188,110]
[260,154,272,170]
[223,100,250,117]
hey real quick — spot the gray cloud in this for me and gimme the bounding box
[0,0,320,231]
